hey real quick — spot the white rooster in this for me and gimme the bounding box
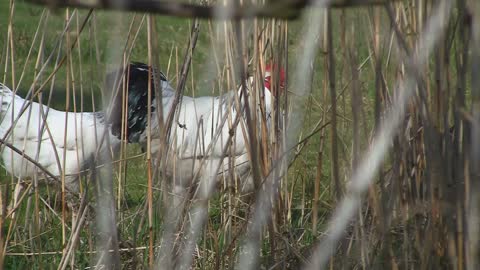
[0,83,121,205]
[108,62,285,205]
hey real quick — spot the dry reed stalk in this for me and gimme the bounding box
[304,1,452,269]
[0,185,5,267]
[327,9,341,203]
[61,8,72,258]
[453,1,469,269]
[312,82,327,236]
[6,0,16,90]
[58,191,89,270]
[116,14,142,213]
[146,14,154,269]
[468,2,480,269]
[348,20,366,269]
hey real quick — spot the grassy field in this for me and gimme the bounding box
[0,0,470,269]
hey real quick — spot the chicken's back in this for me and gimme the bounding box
[0,83,120,192]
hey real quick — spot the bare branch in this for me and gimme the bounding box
[27,0,401,20]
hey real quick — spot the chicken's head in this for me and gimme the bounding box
[264,64,286,96]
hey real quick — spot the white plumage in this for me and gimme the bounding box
[111,63,285,202]
[160,78,270,191]
[0,83,121,197]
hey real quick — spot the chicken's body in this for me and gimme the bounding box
[0,83,121,195]
[109,63,282,197]
[158,85,262,192]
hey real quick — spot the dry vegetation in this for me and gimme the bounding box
[0,0,478,269]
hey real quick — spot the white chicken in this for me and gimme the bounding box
[0,83,121,204]
[108,62,285,204]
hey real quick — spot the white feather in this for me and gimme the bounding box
[147,78,275,194]
[0,83,121,194]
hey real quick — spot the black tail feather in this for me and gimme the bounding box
[105,62,167,143]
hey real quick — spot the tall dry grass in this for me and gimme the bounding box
[0,0,478,269]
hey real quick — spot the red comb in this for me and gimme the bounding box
[265,63,286,94]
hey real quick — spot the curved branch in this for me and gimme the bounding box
[27,0,401,20]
